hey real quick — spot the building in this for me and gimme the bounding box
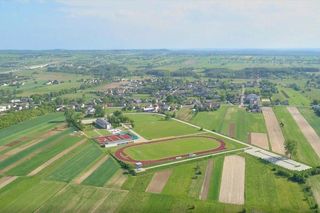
[95,118,112,130]
[95,134,133,148]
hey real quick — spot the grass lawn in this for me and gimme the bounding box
[47,142,102,182]
[124,137,222,161]
[245,154,310,212]
[126,113,198,139]
[273,106,320,166]
[82,157,120,187]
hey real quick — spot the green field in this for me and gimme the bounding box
[47,142,102,182]
[124,136,222,161]
[245,154,310,212]
[6,134,82,176]
[126,113,198,139]
[207,156,224,200]
[82,157,120,187]
[0,113,64,146]
[273,106,320,166]
[299,107,320,137]
[308,175,320,206]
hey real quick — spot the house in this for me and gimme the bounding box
[86,106,96,116]
[95,118,112,130]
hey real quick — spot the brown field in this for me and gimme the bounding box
[73,154,109,184]
[249,132,269,150]
[28,139,86,176]
[0,176,18,190]
[219,155,245,205]
[199,159,214,200]
[145,170,172,194]
[228,123,235,138]
[262,107,285,155]
[287,107,320,158]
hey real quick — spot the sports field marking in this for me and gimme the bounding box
[0,176,18,190]
[28,139,87,176]
[73,155,109,184]
[219,155,245,205]
[249,132,269,150]
[262,107,285,155]
[145,170,172,193]
[199,159,214,200]
[105,170,128,188]
[287,107,320,158]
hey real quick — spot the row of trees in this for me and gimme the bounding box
[64,109,84,130]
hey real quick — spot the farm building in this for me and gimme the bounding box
[95,134,133,148]
[95,118,112,130]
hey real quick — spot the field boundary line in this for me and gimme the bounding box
[72,154,109,184]
[144,148,245,171]
[199,159,214,200]
[27,139,87,176]
[0,176,18,190]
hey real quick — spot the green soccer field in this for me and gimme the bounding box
[123,136,223,161]
[126,113,199,139]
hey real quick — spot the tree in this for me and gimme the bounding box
[95,105,105,117]
[284,139,297,158]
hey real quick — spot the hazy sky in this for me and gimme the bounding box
[1,0,320,49]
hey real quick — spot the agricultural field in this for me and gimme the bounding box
[273,106,320,166]
[126,113,199,139]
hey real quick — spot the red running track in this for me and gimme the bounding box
[114,135,226,166]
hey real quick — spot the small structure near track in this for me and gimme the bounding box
[95,134,134,148]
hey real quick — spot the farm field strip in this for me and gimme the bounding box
[199,159,213,200]
[207,156,224,200]
[73,155,109,184]
[28,139,87,176]
[47,142,103,182]
[309,175,320,205]
[0,176,18,190]
[261,107,285,155]
[219,155,245,205]
[0,129,72,173]
[82,157,120,187]
[105,169,128,188]
[145,170,172,194]
[287,107,320,158]
[0,124,66,161]
[249,132,269,150]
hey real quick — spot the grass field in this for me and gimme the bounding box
[6,134,83,176]
[47,142,102,182]
[273,106,320,166]
[299,107,320,137]
[82,157,120,187]
[0,113,64,146]
[124,137,222,161]
[207,156,224,200]
[245,154,310,212]
[126,113,199,139]
[309,175,320,206]
[0,129,73,171]
[0,177,66,212]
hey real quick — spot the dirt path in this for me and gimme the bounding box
[219,155,245,205]
[145,170,172,193]
[105,170,128,188]
[199,159,214,200]
[228,123,235,138]
[262,107,285,155]
[249,132,269,150]
[287,107,320,158]
[0,176,18,189]
[73,155,109,184]
[28,139,87,176]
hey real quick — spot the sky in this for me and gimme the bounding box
[0,0,320,50]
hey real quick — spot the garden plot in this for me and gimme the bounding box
[146,170,172,193]
[249,132,269,150]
